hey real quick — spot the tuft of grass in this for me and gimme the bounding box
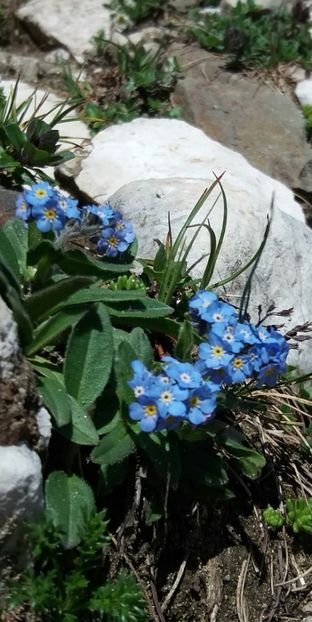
[188,0,312,70]
[63,39,182,134]
[109,0,167,25]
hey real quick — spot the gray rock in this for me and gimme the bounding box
[0,297,40,446]
[109,176,312,373]
[171,46,312,193]
[0,187,19,227]
[0,51,39,82]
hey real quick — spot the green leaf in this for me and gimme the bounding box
[0,146,19,168]
[2,217,29,279]
[64,304,113,408]
[128,327,153,367]
[25,308,86,356]
[38,374,71,427]
[104,296,173,319]
[45,471,96,549]
[222,434,266,479]
[0,265,33,347]
[52,286,146,313]
[59,395,99,445]
[0,227,21,282]
[174,318,194,361]
[57,248,133,278]
[25,276,93,322]
[91,422,134,466]
[114,340,137,405]
[4,123,26,149]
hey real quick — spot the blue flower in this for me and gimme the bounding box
[97,228,129,257]
[114,218,136,244]
[226,355,251,384]
[15,193,31,221]
[186,385,217,425]
[256,363,282,387]
[235,321,259,346]
[162,356,202,389]
[189,290,217,319]
[128,360,154,399]
[84,203,114,225]
[211,323,244,354]
[32,200,66,232]
[57,194,80,220]
[24,182,54,207]
[129,397,160,432]
[156,381,188,419]
[198,336,233,370]
[202,300,237,325]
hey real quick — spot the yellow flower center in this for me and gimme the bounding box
[108,236,118,247]
[212,346,224,357]
[189,396,200,408]
[44,208,56,220]
[144,404,157,417]
[35,189,47,198]
[233,358,243,369]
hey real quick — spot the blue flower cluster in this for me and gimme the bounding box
[16,181,80,232]
[84,203,135,257]
[128,359,219,432]
[128,290,289,432]
[15,182,136,257]
[190,290,289,388]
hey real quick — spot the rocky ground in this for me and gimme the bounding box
[1,1,312,621]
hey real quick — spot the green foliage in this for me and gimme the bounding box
[45,471,96,548]
[90,571,148,621]
[110,0,166,24]
[66,40,182,133]
[188,0,312,70]
[263,506,284,529]
[263,498,312,535]
[5,513,147,622]
[303,105,312,141]
[0,80,76,186]
[286,497,312,534]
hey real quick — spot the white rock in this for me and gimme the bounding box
[76,118,304,224]
[44,48,71,64]
[0,79,90,147]
[0,444,43,524]
[109,176,312,373]
[17,0,114,63]
[36,407,52,448]
[295,79,312,107]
